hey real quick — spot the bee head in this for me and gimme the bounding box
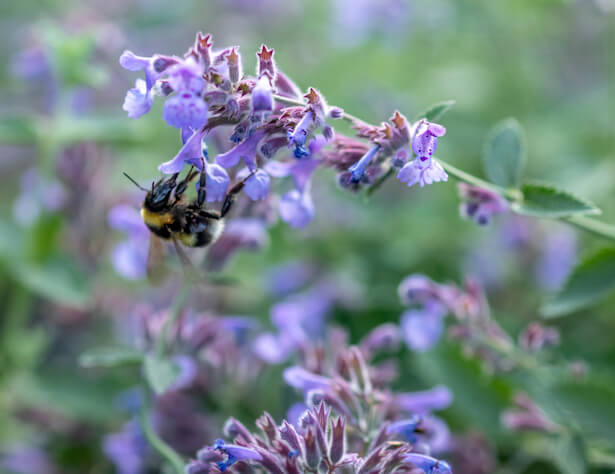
[144,174,179,211]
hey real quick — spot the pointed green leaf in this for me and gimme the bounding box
[79,347,143,368]
[144,355,180,395]
[483,118,526,188]
[550,433,587,474]
[514,182,600,218]
[414,100,455,122]
[542,247,615,317]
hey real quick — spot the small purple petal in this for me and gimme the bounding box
[159,129,206,174]
[401,306,446,352]
[166,58,205,94]
[395,385,453,414]
[283,367,332,393]
[119,50,150,71]
[108,205,148,237]
[279,189,314,228]
[243,169,270,200]
[203,163,230,202]
[111,239,148,280]
[251,76,273,113]
[404,453,452,474]
[162,92,208,130]
[397,158,448,188]
[122,79,153,119]
[252,332,293,364]
[216,130,266,169]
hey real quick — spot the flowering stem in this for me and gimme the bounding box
[140,385,185,474]
[155,283,191,358]
[273,95,615,242]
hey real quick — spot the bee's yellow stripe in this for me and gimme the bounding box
[141,208,174,228]
[178,233,197,247]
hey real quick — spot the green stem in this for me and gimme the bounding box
[155,283,191,358]
[273,95,615,243]
[140,387,185,474]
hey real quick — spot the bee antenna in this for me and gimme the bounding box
[123,172,149,192]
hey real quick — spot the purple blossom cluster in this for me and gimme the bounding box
[397,274,560,371]
[119,33,449,232]
[187,333,453,473]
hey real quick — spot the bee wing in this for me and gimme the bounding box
[146,235,169,285]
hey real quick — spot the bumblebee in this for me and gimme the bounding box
[124,164,251,279]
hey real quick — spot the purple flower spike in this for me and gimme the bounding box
[397,157,448,188]
[348,145,380,182]
[159,129,206,174]
[412,120,446,161]
[203,163,230,202]
[108,204,150,280]
[122,79,154,119]
[404,453,452,474]
[394,385,453,414]
[401,302,448,352]
[162,92,208,130]
[279,189,314,228]
[243,169,270,200]
[216,130,266,169]
[283,367,332,393]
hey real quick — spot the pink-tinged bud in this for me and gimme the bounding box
[257,44,276,79]
[348,346,372,394]
[225,47,242,84]
[279,421,303,455]
[253,446,285,474]
[224,417,256,444]
[195,32,212,69]
[518,322,560,352]
[256,412,278,444]
[328,106,344,119]
[329,417,346,464]
[303,428,321,470]
[360,323,401,357]
[358,446,386,474]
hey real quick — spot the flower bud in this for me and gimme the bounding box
[329,417,346,464]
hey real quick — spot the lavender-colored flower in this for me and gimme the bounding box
[216,130,266,169]
[201,163,230,202]
[13,168,66,226]
[458,183,508,226]
[279,189,314,228]
[404,453,452,474]
[162,91,208,130]
[348,145,380,182]
[393,385,453,414]
[397,156,448,188]
[535,226,577,291]
[159,128,207,174]
[205,218,269,271]
[501,393,559,433]
[251,75,273,118]
[241,169,270,200]
[401,301,448,352]
[103,420,148,474]
[288,110,314,158]
[265,260,315,295]
[284,366,333,393]
[122,79,154,119]
[108,204,150,280]
[1,444,56,474]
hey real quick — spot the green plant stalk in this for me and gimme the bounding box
[140,386,185,474]
[273,94,615,242]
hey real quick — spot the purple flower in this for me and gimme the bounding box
[216,130,266,169]
[162,91,208,130]
[288,110,315,158]
[159,128,206,174]
[401,301,448,352]
[284,367,332,393]
[404,453,452,474]
[1,444,56,474]
[122,79,154,119]
[240,168,270,200]
[108,204,150,280]
[279,189,314,228]
[103,420,148,474]
[386,415,423,443]
[394,385,453,414]
[251,75,273,118]
[397,156,448,188]
[348,145,380,182]
[458,183,509,226]
[535,226,577,291]
[13,168,66,226]
[265,260,315,295]
[202,163,230,202]
[166,58,205,94]
[205,218,269,271]
[412,120,446,159]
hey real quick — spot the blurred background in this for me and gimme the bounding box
[0,0,614,473]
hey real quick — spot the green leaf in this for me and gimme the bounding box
[144,355,180,395]
[483,118,526,188]
[12,256,92,309]
[514,182,600,218]
[79,347,143,368]
[542,247,615,317]
[550,432,587,474]
[414,100,455,122]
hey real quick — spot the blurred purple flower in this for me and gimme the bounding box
[13,168,66,226]
[279,189,314,228]
[265,260,315,295]
[401,301,448,352]
[103,420,148,474]
[205,218,269,271]
[108,204,150,280]
[1,444,56,474]
[458,183,509,226]
[535,227,577,291]
[404,453,452,474]
[393,385,453,414]
[284,366,333,393]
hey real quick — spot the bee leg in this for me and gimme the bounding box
[174,167,198,200]
[197,164,208,207]
[220,170,256,218]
